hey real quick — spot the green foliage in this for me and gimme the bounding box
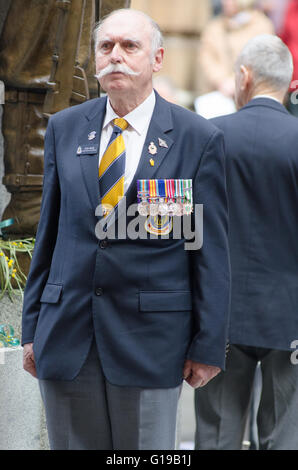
[0,238,35,301]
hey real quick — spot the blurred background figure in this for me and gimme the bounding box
[195,0,274,117]
[211,0,223,15]
[153,75,194,109]
[153,76,178,104]
[257,0,290,34]
[280,0,298,117]
[195,34,298,451]
[194,90,236,119]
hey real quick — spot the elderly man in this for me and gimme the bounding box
[195,34,298,450]
[22,9,230,450]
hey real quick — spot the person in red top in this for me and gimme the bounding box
[280,0,298,116]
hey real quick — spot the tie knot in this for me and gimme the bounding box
[113,118,128,131]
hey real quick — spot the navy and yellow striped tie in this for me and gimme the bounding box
[99,118,128,216]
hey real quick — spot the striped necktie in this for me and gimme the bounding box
[99,118,128,216]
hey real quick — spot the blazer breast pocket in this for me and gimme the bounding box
[139,290,192,313]
[40,283,63,304]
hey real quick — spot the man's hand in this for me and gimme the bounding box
[23,343,37,378]
[183,359,221,388]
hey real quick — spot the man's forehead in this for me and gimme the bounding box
[99,11,152,38]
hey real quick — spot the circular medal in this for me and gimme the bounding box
[158,202,168,215]
[174,202,183,216]
[149,204,159,216]
[138,202,149,216]
[168,202,177,216]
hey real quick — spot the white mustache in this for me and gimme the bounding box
[95,64,141,79]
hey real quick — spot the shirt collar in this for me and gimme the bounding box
[103,90,156,135]
[252,94,281,104]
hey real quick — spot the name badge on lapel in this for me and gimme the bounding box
[77,144,99,155]
[137,179,193,235]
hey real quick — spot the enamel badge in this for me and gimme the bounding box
[144,215,173,236]
[88,131,97,140]
[158,137,168,148]
[148,142,157,155]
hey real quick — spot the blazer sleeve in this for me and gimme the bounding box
[21,118,61,345]
[187,129,230,369]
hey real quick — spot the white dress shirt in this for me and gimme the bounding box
[252,94,281,104]
[99,90,156,193]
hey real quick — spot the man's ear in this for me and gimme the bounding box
[240,64,252,91]
[152,48,164,73]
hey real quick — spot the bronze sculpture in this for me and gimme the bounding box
[0,0,130,236]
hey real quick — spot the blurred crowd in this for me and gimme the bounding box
[153,0,298,118]
[194,0,298,117]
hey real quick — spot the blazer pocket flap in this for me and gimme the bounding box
[139,291,192,312]
[40,283,63,303]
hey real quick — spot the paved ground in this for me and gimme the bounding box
[178,382,196,449]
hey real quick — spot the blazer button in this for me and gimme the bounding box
[95,287,103,296]
[100,240,108,249]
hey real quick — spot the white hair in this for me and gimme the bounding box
[93,8,163,60]
[236,34,293,91]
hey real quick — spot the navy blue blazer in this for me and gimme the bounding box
[22,92,230,387]
[212,98,298,351]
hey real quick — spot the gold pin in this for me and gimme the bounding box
[148,142,157,155]
[149,158,155,166]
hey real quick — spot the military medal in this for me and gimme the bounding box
[138,194,150,216]
[138,203,149,216]
[182,179,193,215]
[158,198,168,216]
[168,200,178,216]
[137,184,150,216]
[175,198,184,216]
[183,202,193,215]
[137,179,193,235]
[149,201,159,216]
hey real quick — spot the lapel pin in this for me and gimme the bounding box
[88,131,97,140]
[158,137,168,148]
[77,146,82,154]
[148,142,157,155]
[149,158,155,167]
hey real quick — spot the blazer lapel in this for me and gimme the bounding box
[77,97,107,213]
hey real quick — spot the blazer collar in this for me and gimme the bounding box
[240,97,289,115]
[77,97,107,213]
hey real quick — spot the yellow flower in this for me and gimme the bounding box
[12,268,17,273]
[0,252,4,257]
[12,242,17,246]
[8,259,14,267]
[11,273,15,278]
[5,256,9,261]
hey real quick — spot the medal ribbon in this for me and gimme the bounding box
[137,179,193,205]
